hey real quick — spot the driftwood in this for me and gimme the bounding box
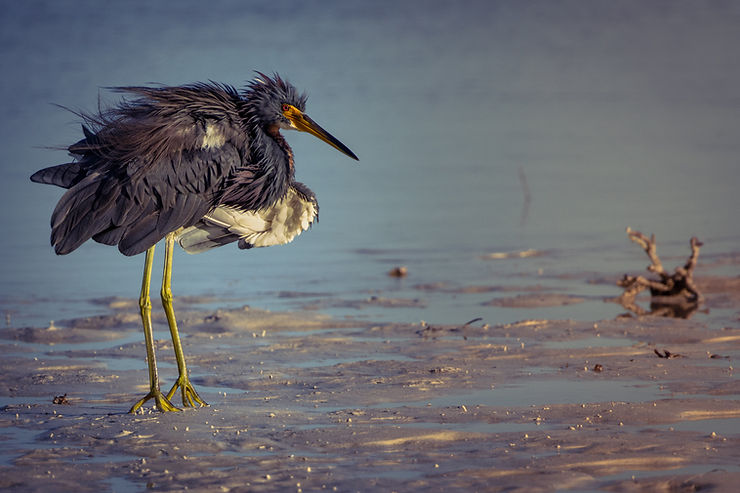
[617,228,703,318]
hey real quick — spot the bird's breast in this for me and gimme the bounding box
[175,185,318,254]
[235,187,317,249]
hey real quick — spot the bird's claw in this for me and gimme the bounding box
[166,376,208,408]
[128,389,181,413]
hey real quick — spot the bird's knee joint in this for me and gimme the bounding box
[160,288,174,304]
[139,295,152,311]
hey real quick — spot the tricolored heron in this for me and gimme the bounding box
[31,73,358,412]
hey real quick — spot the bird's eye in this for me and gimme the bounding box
[281,104,291,113]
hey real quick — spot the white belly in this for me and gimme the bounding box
[175,186,318,254]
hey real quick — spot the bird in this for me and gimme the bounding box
[30,72,358,413]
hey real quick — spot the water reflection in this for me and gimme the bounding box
[616,296,702,320]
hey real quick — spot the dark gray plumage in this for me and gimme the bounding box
[31,76,331,256]
[30,73,358,413]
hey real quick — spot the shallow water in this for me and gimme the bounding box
[1,3,739,331]
[369,378,671,409]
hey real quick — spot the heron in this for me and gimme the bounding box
[30,73,358,413]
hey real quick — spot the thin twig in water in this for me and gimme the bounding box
[518,165,531,226]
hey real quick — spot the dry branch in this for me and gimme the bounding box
[617,228,703,317]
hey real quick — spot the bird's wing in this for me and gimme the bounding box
[46,83,250,256]
[176,184,318,254]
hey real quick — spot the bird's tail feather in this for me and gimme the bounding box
[50,175,119,255]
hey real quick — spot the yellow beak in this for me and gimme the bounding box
[282,105,358,161]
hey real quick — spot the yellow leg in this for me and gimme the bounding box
[128,245,179,413]
[162,233,207,408]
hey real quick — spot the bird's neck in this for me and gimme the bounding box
[219,124,294,212]
[265,125,295,176]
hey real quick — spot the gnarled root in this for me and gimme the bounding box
[617,228,703,318]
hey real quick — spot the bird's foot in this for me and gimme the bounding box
[128,389,181,413]
[166,375,208,408]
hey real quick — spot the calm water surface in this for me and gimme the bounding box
[1,0,738,329]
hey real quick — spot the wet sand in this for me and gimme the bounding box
[1,276,739,492]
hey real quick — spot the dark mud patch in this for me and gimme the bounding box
[484,293,587,307]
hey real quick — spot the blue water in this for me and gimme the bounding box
[1,0,739,329]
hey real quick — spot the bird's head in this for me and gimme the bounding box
[247,72,358,161]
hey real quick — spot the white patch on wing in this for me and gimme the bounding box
[175,186,318,254]
[201,123,226,149]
